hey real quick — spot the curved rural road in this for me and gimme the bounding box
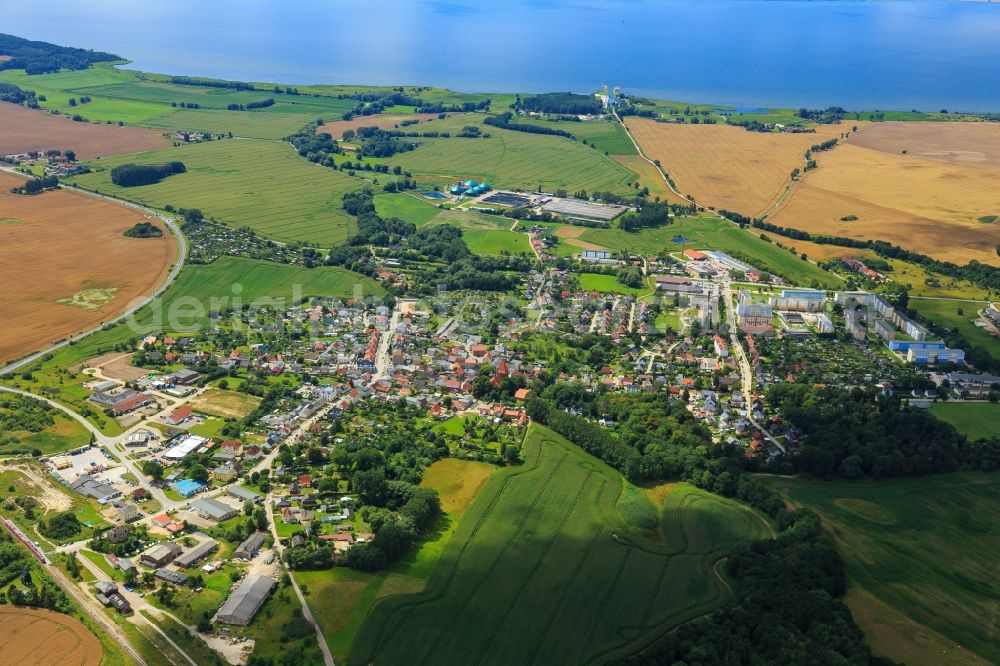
[0,166,187,377]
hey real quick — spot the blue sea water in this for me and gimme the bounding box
[2,0,999,111]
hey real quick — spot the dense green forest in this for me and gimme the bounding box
[0,32,119,74]
[518,91,603,115]
[110,161,186,187]
[767,384,1000,478]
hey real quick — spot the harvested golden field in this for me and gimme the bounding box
[624,118,852,215]
[848,121,1000,169]
[316,112,460,141]
[769,144,1000,265]
[0,607,103,666]
[0,102,168,158]
[0,172,175,363]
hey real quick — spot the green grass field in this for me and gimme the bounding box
[0,65,170,123]
[929,403,1000,441]
[141,108,319,139]
[461,229,531,256]
[578,215,840,288]
[163,255,383,308]
[71,79,354,113]
[764,473,1000,666]
[909,298,1000,364]
[383,114,640,194]
[375,193,443,226]
[514,118,637,155]
[0,65,357,127]
[425,208,510,230]
[347,425,770,665]
[576,272,651,296]
[68,139,363,245]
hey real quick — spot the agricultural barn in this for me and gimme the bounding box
[216,575,275,625]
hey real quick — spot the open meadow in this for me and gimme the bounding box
[0,607,103,666]
[141,108,319,140]
[0,66,171,124]
[374,193,441,226]
[0,102,168,158]
[576,272,651,296]
[768,140,1000,266]
[514,117,638,155]
[765,473,1000,666]
[624,117,851,215]
[185,388,261,419]
[0,171,176,363]
[348,425,771,665]
[142,255,384,326]
[68,139,363,245]
[909,298,1000,365]
[929,403,1000,441]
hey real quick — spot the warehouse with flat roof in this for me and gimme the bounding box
[216,575,275,625]
[190,498,238,522]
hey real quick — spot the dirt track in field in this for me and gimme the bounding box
[0,171,175,363]
[0,102,168,159]
[624,118,854,216]
[0,607,103,666]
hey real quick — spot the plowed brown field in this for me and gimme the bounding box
[624,118,853,215]
[316,113,460,141]
[0,172,175,362]
[0,102,168,159]
[848,121,1000,169]
[768,143,1000,266]
[0,607,103,666]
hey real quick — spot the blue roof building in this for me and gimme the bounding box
[171,479,204,498]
